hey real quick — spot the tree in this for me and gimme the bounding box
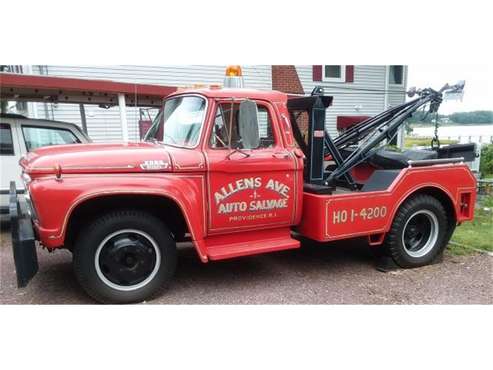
[449,111,493,124]
[480,144,493,178]
[408,110,493,125]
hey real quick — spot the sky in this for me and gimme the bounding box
[407,64,492,115]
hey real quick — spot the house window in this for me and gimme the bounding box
[323,65,346,82]
[389,65,404,85]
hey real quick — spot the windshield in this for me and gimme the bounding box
[144,96,206,148]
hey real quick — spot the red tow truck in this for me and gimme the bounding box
[10,67,476,303]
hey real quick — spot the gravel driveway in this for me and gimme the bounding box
[1,224,492,304]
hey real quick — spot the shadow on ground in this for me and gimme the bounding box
[1,233,377,304]
[1,225,491,304]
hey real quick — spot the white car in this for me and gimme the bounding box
[0,113,90,215]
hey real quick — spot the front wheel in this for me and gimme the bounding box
[73,210,177,304]
[384,194,448,268]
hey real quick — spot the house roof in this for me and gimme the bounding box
[0,72,178,107]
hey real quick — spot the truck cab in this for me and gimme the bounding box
[10,78,476,303]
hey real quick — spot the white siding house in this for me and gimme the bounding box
[30,65,272,142]
[295,65,408,138]
[24,65,407,143]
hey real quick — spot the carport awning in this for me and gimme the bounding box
[0,72,177,107]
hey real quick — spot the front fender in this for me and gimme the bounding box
[30,173,207,253]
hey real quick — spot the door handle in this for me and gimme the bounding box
[272,152,290,159]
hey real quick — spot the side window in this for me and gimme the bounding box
[22,126,80,151]
[257,106,274,148]
[0,123,15,155]
[210,103,275,149]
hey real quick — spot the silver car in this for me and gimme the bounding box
[0,113,90,215]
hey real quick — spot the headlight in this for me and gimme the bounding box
[23,189,38,221]
[21,173,38,221]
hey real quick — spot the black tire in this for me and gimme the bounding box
[73,210,177,304]
[384,194,448,268]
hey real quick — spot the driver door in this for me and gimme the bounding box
[205,100,299,234]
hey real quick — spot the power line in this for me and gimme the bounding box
[320,91,409,96]
[283,84,411,96]
[320,85,409,93]
[284,90,409,96]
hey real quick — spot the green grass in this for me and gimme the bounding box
[482,196,493,208]
[404,137,458,149]
[447,198,493,255]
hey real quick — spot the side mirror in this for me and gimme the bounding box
[238,100,260,149]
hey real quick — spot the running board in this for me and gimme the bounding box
[205,227,300,260]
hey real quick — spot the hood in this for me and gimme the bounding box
[20,142,205,175]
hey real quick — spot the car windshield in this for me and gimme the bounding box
[144,96,206,148]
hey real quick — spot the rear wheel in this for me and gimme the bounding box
[384,194,448,268]
[73,210,176,303]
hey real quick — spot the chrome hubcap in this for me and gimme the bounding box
[402,210,439,258]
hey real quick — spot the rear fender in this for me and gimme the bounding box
[389,167,476,225]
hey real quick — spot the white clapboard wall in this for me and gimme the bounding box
[295,65,407,138]
[32,65,272,142]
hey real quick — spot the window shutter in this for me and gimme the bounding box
[345,65,354,82]
[313,65,322,81]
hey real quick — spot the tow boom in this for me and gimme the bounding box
[287,82,466,189]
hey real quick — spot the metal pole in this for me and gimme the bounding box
[397,66,409,149]
[383,65,389,110]
[118,93,129,142]
[24,65,38,118]
[79,104,88,135]
[383,66,390,147]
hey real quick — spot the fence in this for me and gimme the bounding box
[443,135,493,145]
